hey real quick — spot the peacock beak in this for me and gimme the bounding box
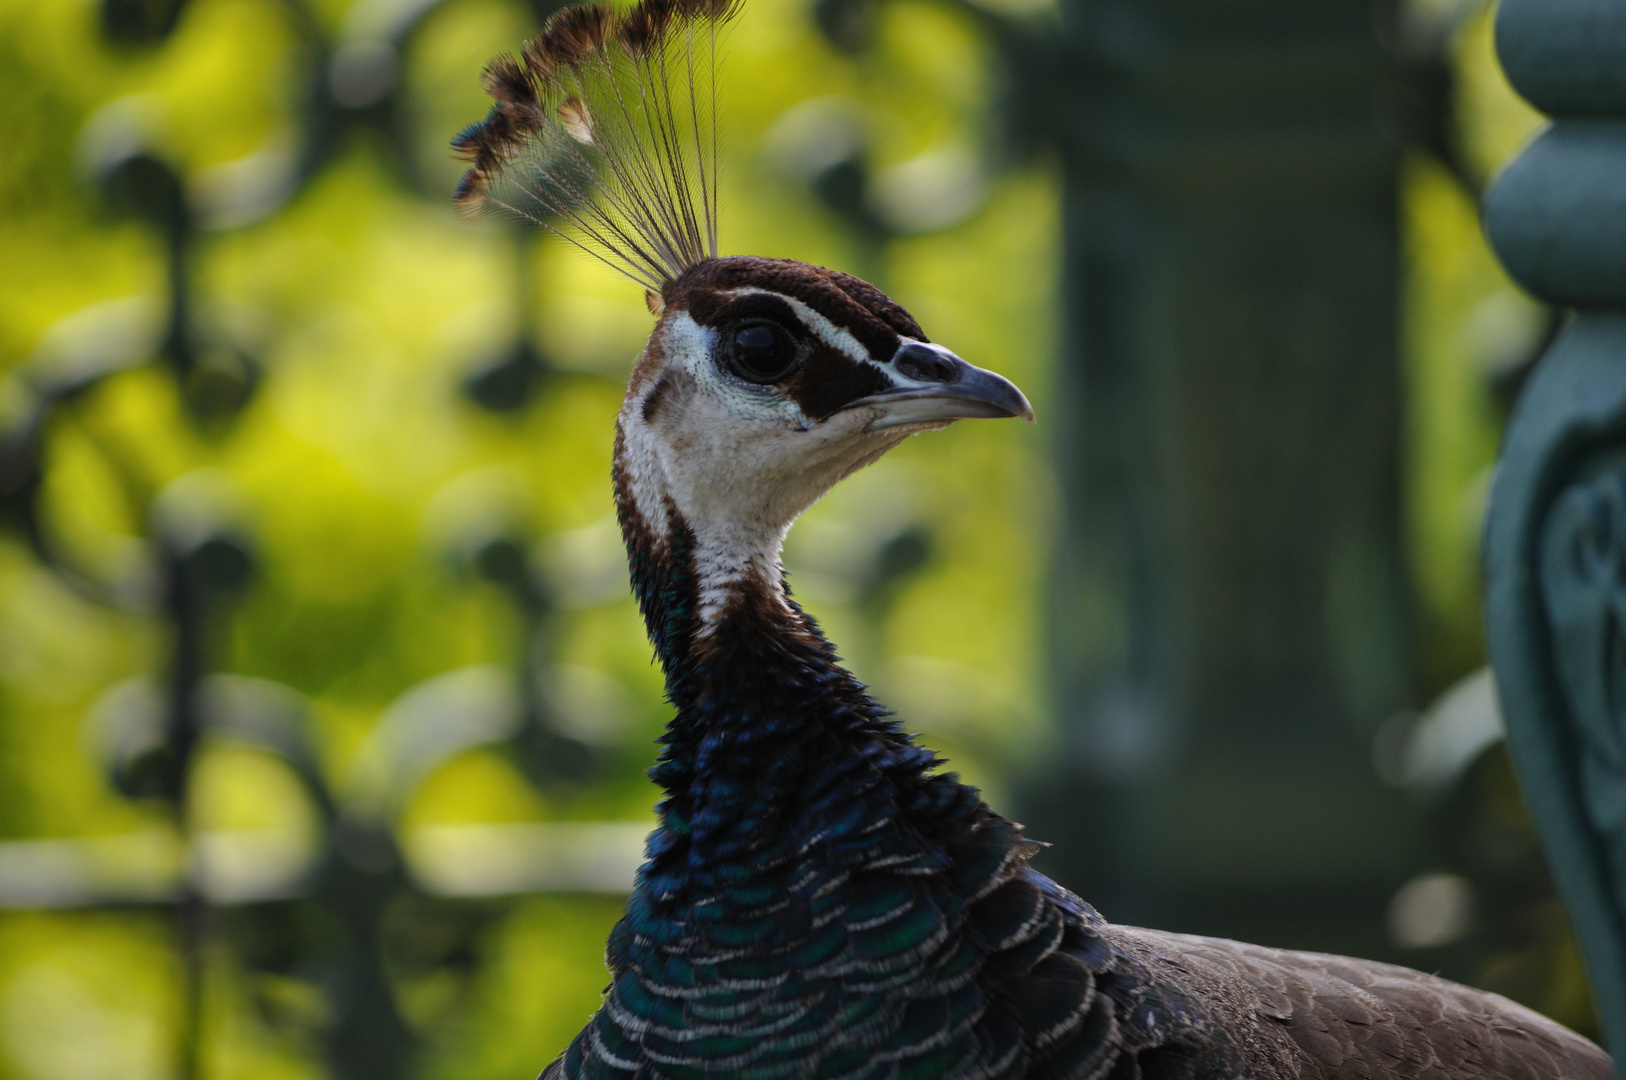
[847,342,1034,429]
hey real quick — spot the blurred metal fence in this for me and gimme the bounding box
[0,1,643,1077]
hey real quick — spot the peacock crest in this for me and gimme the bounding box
[452,0,738,291]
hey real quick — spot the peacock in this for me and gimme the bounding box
[450,1,1614,1076]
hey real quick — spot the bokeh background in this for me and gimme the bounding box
[0,0,1593,1077]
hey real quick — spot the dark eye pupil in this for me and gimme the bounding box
[730,323,794,381]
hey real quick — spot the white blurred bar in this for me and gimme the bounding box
[0,833,181,907]
[0,821,648,908]
[406,821,648,896]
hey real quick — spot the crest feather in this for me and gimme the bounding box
[452,0,741,291]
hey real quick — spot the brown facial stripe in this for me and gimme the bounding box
[665,257,926,359]
[641,370,676,424]
[782,344,892,421]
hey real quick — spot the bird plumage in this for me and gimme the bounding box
[453,7,1613,1079]
[452,0,734,289]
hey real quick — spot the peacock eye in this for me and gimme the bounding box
[726,321,797,383]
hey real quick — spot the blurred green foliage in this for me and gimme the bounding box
[1402,6,1547,700]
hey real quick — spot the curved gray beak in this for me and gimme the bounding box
[846,343,1034,430]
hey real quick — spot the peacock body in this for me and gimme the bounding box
[451,4,1615,1076]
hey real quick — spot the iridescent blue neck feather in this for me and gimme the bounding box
[546,423,1171,1080]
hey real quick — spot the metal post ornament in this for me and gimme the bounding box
[1482,0,1626,1060]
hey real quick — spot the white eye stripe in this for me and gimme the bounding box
[717,288,873,367]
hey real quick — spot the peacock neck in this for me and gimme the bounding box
[613,421,864,721]
[613,429,949,889]
[619,490,890,797]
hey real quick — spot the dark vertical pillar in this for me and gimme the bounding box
[1032,0,1422,959]
[1481,0,1626,1056]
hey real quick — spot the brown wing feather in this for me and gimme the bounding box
[1108,926,1613,1080]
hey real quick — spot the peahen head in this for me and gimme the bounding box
[454,0,1029,645]
[616,256,1031,630]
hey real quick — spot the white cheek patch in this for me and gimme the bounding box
[618,396,671,540]
[617,321,714,542]
[651,379,802,630]
[617,317,794,626]
[659,309,713,376]
[615,306,910,636]
[674,414,907,633]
